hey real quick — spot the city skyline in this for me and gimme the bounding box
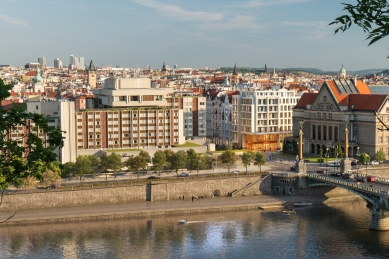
[1,0,389,71]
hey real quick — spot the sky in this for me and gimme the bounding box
[1,0,388,71]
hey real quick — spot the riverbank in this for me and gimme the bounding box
[0,194,363,227]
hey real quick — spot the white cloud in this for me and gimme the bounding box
[0,14,28,26]
[130,0,223,22]
[243,0,312,8]
[201,15,266,31]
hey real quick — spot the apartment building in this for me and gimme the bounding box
[75,108,184,150]
[231,88,300,151]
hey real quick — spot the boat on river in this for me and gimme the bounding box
[282,210,296,215]
[178,220,204,225]
[294,202,312,207]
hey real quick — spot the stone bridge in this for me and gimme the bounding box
[307,174,389,231]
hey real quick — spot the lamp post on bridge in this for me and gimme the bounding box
[325,147,329,177]
[356,146,360,177]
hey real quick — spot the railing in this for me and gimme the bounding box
[308,174,382,194]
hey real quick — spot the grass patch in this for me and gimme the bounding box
[277,153,337,162]
[172,142,203,147]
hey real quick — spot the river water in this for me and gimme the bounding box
[1,200,389,259]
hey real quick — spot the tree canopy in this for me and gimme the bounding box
[220,149,236,174]
[241,151,253,174]
[0,79,64,187]
[330,0,389,55]
[253,152,266,174]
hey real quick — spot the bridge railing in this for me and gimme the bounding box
[308,174,381,194]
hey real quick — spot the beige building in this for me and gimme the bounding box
[293,78,389,158]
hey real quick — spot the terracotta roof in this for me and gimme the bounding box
[348,94,387,111]
[295,93,317,109]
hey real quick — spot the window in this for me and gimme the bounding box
[89,135,92,139]
[36,105,39,110]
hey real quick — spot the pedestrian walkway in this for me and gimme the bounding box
[0,195,327,226]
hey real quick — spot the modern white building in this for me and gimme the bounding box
[38,57,46,68]
[26,99,76,163]
[54,58,62,69]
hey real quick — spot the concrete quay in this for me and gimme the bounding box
[0,194,357,227]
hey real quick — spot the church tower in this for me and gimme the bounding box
[339,64,346,79]
[86,60,97,88]
[33,65,44,92]
[231,63,239,84]
[161,62,168,77]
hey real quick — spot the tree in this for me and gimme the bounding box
[241,151,253,174]
[220,148,236,174]
[75,155,93,186]
[42,169,61,188]
[253,152,266,174]
[186,149,197,172]
[138,150,151,163]
[62,162,75,180]
[170,150,187,176]
[0,79,64,210]
[152,150,166,176]
[329,0,389,54]
[99,154,110,181]
[359,152,370,165]
[107,153,123,181]
[164,149,174,171]
[375,150,386,162]
[87,155,100,178]
[127,155,147,179]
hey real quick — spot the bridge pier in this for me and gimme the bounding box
[370,205,389,231]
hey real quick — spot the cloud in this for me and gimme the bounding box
[0,14,28,26]
[130,0,223,22]
[243,0,312,8]
[201,15,266,31]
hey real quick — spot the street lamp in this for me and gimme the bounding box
[325,147,329,177]
[356,147,360,177]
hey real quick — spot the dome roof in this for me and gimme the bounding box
[33,66,43,84]
[339,65,346,73]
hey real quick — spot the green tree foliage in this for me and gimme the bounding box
[75,155,93,185]
[62,162,75,180]
[170,150,187,176]
[241,151,253,174]
[42,169,61,188]
[220,148,236,174]
[253,152,266,174]
[0,79,64,187]
[375,150,386,162]
[127,155,147,179]
[87,155,100,178]
[163,149,174,170]
[152,150,166,176]
[99,154,110,181]
[138,150,151,163]
[330,0,389,53]
[107,153,124,181]
[186,149,197,172]
[359,152,371,165]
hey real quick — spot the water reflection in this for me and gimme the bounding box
[1,201,389,258]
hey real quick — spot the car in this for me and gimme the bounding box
[367,176,377,182]
[342,173,355,179]
[179,172,189,177]
[328,162,340,167]
[290,166,296,171]
[335,172,342,177]
[147,175,160,180]
[317,169,327,174]
[369,160,379,165]
[232,170,240,174]
[277,149,283,153]
[357,177,367,183]
[351,161,359,166]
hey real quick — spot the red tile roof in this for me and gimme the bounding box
[295,93,317,109]
[348,94,387,111]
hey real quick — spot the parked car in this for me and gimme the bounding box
[369,160,379,165]
[290,166,296,171]
[316,169,327,174]
[232,170,240,174]
[335,172,342,177]
[179,172,189,177]
[328,162,341,167]
[367,176,377,182]
[357,177,367,183]
[147,175,160,180]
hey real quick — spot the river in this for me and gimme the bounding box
[0,199,389,259]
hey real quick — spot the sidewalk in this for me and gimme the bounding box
[0,195,327,227]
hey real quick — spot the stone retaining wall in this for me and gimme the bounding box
[1,176,265,211]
